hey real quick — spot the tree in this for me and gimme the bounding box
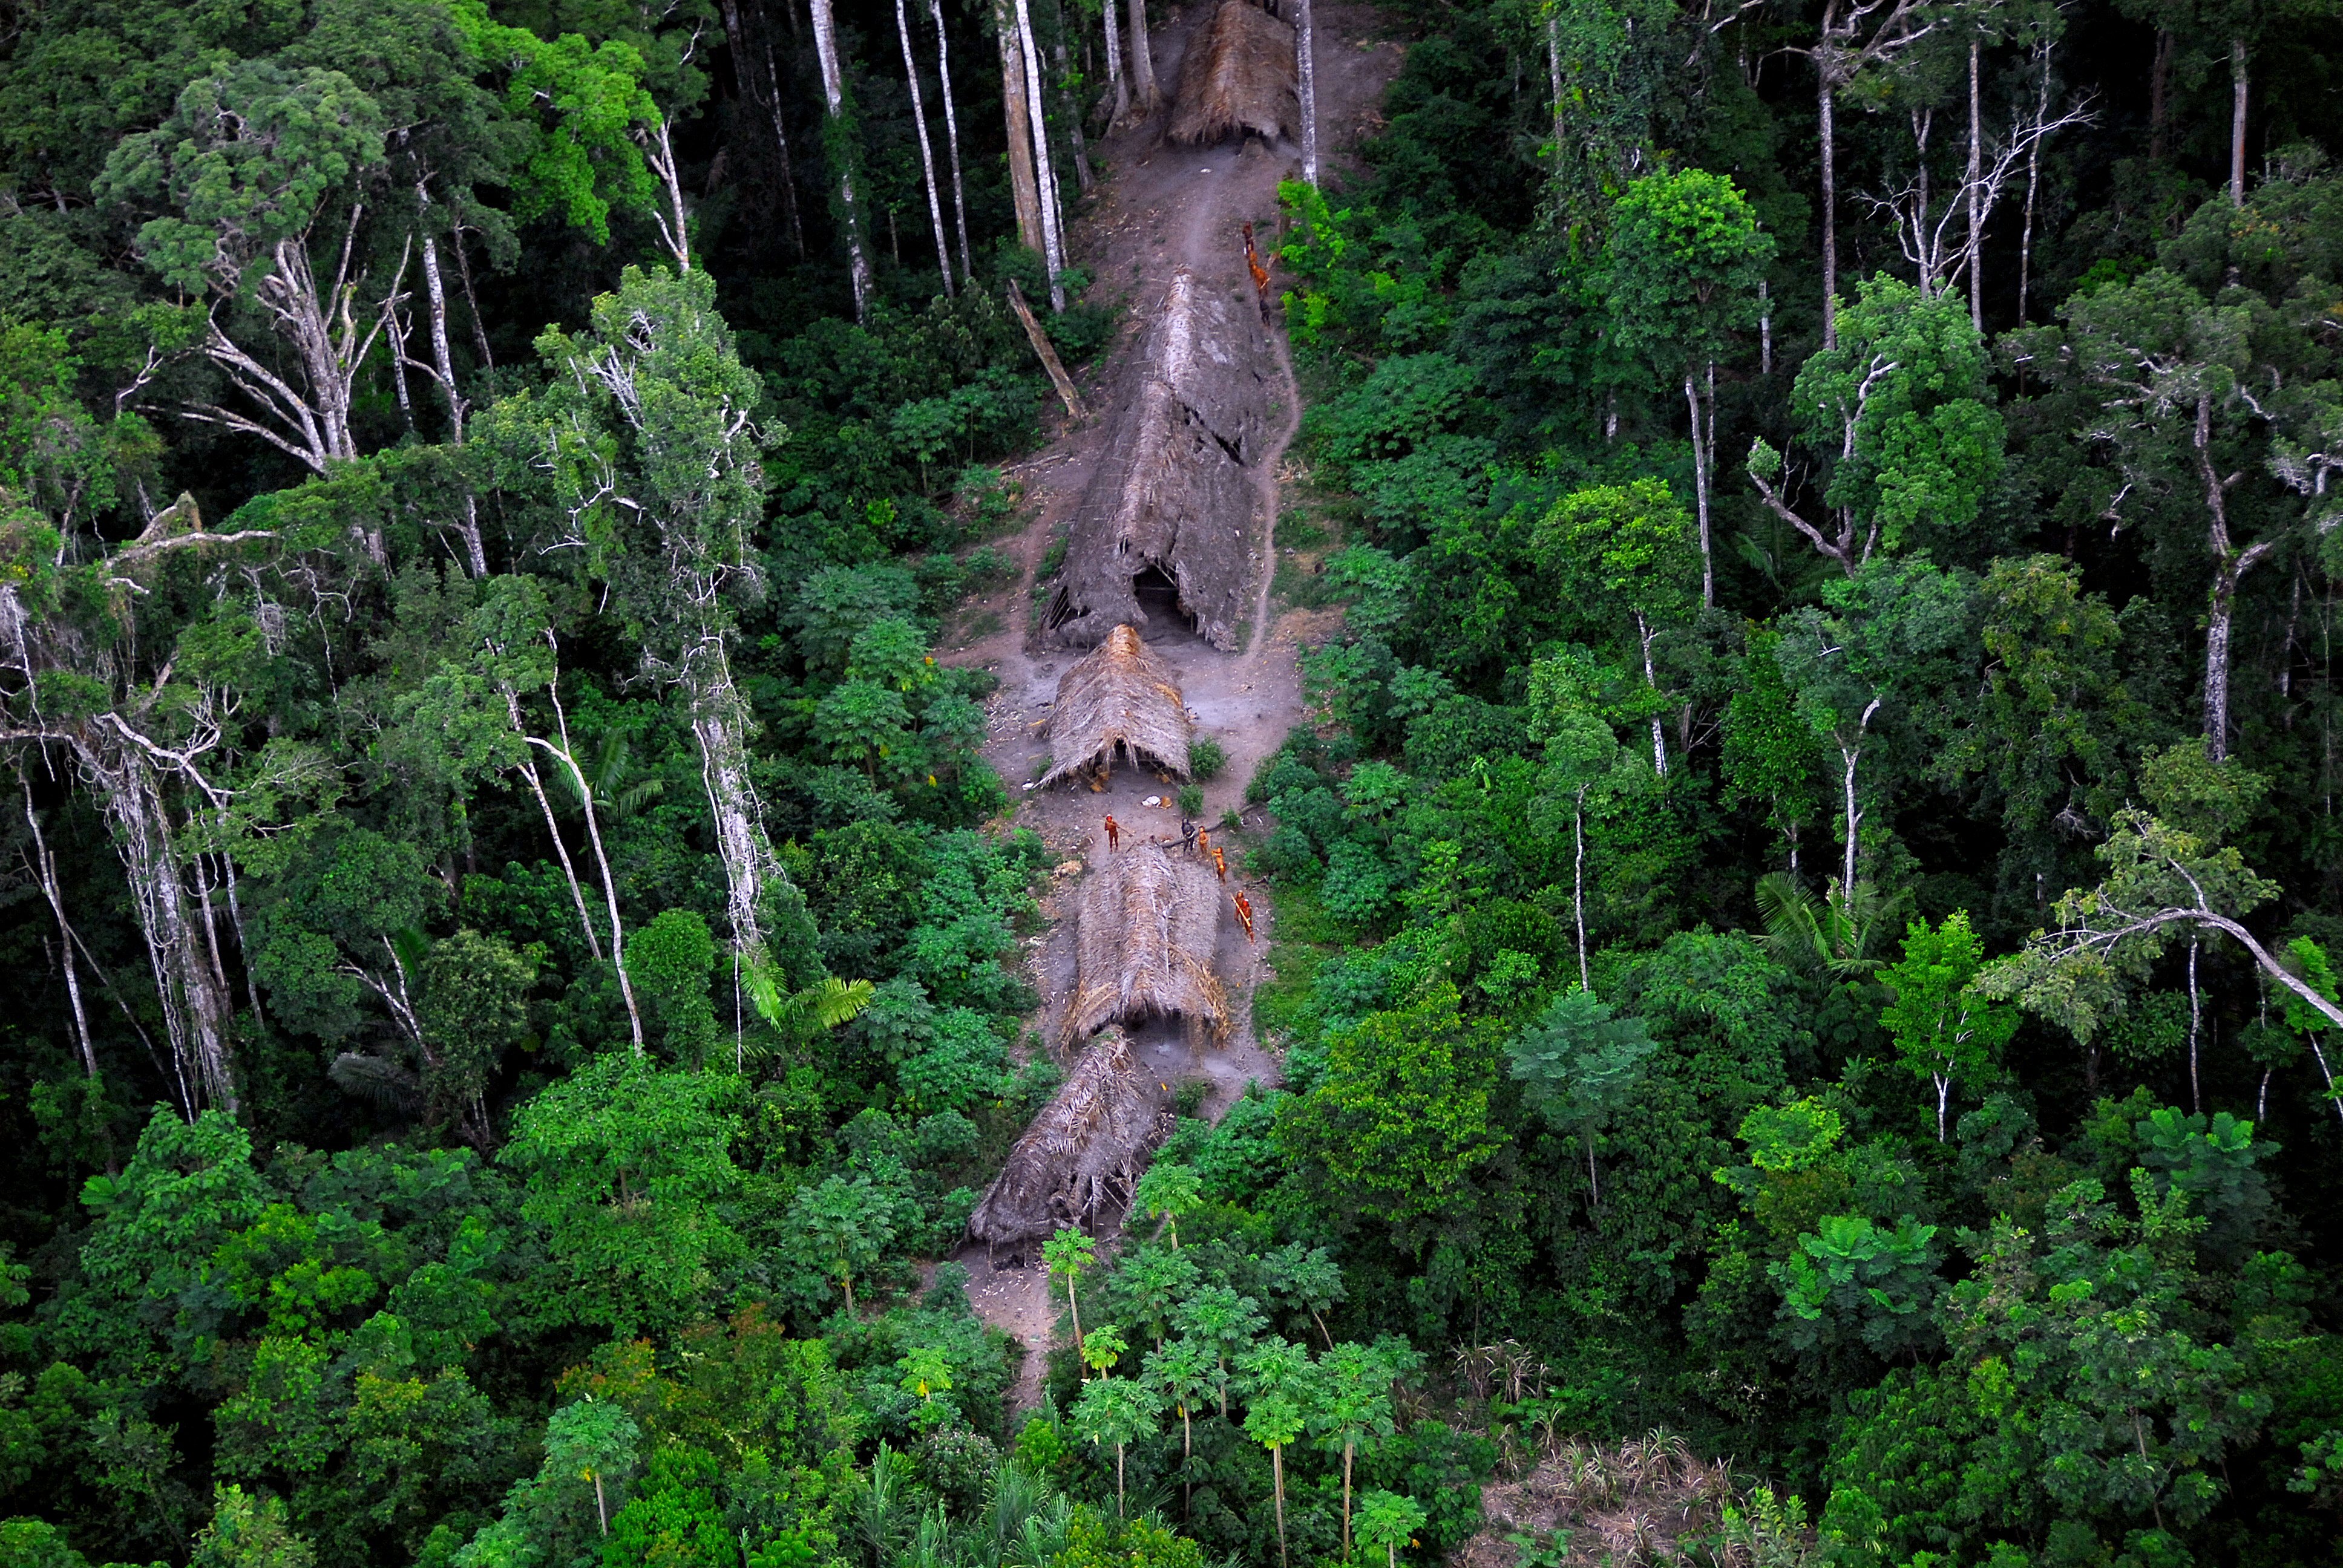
[1881,912,2019,1139]
[1721,632,1829,880]
[790,1175,902,1315]
[1775,555,1973,896]
[1044,1226,1096,1364]
[1132,1161,1201,1249]
[1790,0,1939,348]
[1312,1342,1400,1558]
[1506,990,1657,1206]
[806,0,874,319]
[98,60,392,473]
[1354,1491,1427,1568]
[2040,267,2313,759]
[1145,1337,1215,1475]
[499,1054,746,1336]
[1982,805,2343,1127]
[495,266,821,1014]
[1539,480,1699,775]
[1296,0,1320,185]
[1279,984,1505,1236]
[1527,655,1627,988]
[1260,1243,1345,1350]
[1244,1393,1306,1567]
[894,0,955,295]
[1173,1285,1265,1416]
[191,1485,315,1568]
[1122,1246,1201,1349]
[1072,1376,1160,1517]
[1080,1323,1129,1380]
[1747,275,2005,576]
[1607,169,1774,605]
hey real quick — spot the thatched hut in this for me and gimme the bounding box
[1043,268,1273,651]
[966,1030,1168,1253]
[1038,625,1191,788]
[1061,839,1228,1049]
[1168,0,1297,146]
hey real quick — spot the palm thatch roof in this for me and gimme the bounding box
[1061,838,1228,1049]
[1043,268,1272,651]
[1168,0,1297,146]
[966,1030,1168,1250]
[1037,625,1191,788]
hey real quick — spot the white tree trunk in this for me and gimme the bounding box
[24,783,97,1077]
[929,0,975,282]
[896,0,956,293]
[1296,0,1319,184]
[995,0,1045,252]
[1685,370,1712,607]
[2229,38,2248,206]
[1819,75,1838,349]
[1127,0,1157,113]
[1967,38,1983,331]
[1102,0,1130,126]
[810,0,875,320]
[77,736,237,1115]
[1015,0,1068,309]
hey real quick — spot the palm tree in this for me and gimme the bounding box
[1245,1393,1306,1567]
[1753,872,1907,978]
[1043,1227,1096,1366]
[1144,1338,1214,1509]
[1073,1377,1161,1517]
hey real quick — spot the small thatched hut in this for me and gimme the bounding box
[1038,625,1191,788]
[1061,839,1228,1049]
[1168,0,1297,146]
[1043,268,1273,650]
[966,1030,1168,1254]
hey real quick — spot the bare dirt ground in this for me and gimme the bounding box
[937,4,1401,1416]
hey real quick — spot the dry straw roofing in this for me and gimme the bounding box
[965,1029,1167,1249]
[1042,267,1271,651]
[1038,624,1191,786]
[1168,0,1298,146]
[1061,838,1228,1049]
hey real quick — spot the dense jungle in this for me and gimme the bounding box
[4,0,2343,1562]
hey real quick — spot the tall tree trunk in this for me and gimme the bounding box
[1127,0,1158,113]
[497,691,603,967]
[896,0,956,293]
[79,736,237,1116]
[1296,0,1319,183]
[729,0,806,256]
[538,679,647,1056]
[761,38,808,258]
[1048,0,1095,192]
[1271,1446,1288,1567]
[2150,28,2173,159]
[997,0,1045,252]
[640,115,695,272]
[1636,612,1667,776]
[2018,42,2050,323]
[1818,74,1838,348]
[1102,0,1130,125]
[1015,0,1069,308]
[1572,785,1589,989]
[1967,38,1983,332]
[2229,38,2248,206]
[1760,277,1772,374]
[1685,368,1713,607]
[24,782,97,1077]
[2196,390,2271,761]
[1548,10,1565,157]
[931,0,974,282]
[415,215,488,578]
[810,0,875,320]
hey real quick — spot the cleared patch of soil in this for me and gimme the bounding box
[940,3,1401,1419]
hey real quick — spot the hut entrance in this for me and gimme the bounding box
[1132,563,1199,641]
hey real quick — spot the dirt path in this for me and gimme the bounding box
[937,5,1400,1418]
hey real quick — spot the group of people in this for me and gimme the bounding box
[1099,812,1251,940]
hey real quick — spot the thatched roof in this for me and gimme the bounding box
[966,1030,1169,1249]
[1038,625,1191,788]
[1168,0,1297,146]
[1061,838,1228,1049]
[1043,268,1272,651]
